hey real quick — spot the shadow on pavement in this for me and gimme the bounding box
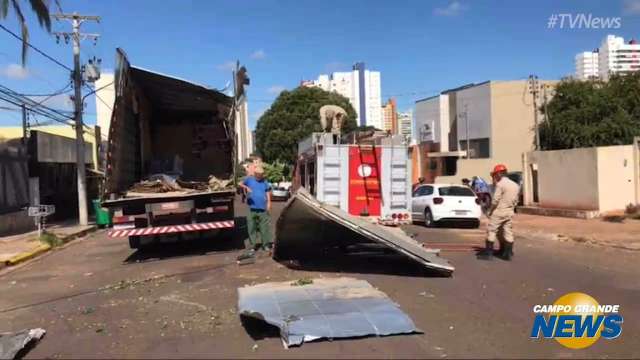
[277,247,449,278]
[123,217,248,264]
[240,315,281,341]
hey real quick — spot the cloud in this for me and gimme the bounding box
[216,61,236,72]
[433,1,467,16]
[267,85,286,95]
[623,0,640,15]
[250,49,266,60]
[1,63,30,79]
[325,61,346,73]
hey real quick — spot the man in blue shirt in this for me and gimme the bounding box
[238,167,272,256]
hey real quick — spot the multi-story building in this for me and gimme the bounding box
[575,35,640,81]
[575,51,600,80]
[599,35,640,80]
[381,98,397,133]
[302,62,382,129]
[412,80,557,183]
[397,110,413,139]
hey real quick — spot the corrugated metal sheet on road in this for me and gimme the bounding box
[274,188,454,275]
[238,277,420,348]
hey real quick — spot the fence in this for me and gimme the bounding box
[0,147,29,214]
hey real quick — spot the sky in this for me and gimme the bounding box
[1,0,640,129]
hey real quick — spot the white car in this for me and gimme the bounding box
[412,184,482,228]
[271,186,291,201]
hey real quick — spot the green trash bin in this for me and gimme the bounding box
[93,199,112,228]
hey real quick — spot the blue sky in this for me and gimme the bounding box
[1,0,639,129]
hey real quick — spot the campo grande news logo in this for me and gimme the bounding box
[530,292,623,349]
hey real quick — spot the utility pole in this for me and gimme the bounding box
[542,84,550,126]
[53,13,100,226]
[528,75,541,150]
[21,104,27,145]
[461,103,470,159]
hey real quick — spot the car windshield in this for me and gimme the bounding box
[438,186,475,197]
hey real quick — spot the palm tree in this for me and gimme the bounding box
[0,0,53,66]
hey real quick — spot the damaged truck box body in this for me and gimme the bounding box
[275,188,455,275]
[102,49,236,248]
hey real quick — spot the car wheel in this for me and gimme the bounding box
[424,208,435,228]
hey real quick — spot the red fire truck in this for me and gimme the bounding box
[293,131,413,225]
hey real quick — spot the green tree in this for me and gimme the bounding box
[255,86,358,164]
[1,0,54,65]
[263,161,289,184]
[540,73,640,150]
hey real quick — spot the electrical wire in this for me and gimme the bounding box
[0,23,73,72]
[15,82,73,97]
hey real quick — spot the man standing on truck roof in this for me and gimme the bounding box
[237,166,273,259]
[477,164,520,261]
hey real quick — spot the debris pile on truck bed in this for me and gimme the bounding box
[127,174,233,195]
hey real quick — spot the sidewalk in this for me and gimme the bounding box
[0,221,97,268]
[513,213,640,251]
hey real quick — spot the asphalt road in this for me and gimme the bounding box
[0,198,638,358]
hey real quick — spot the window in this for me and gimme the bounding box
[438,186,475,197]
[413,185,433,197]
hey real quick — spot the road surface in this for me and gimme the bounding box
[0,198,638,358]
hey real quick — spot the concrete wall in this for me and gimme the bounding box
[95,73,115,140]
[490,81,541,171]
[596,145,635,212]
[414,95,449,147]
[456,83,491,142]
[0,126,101,170]
[523,145,636,212]
[536,147,599,210]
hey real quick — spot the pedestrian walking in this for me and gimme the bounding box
[237,166,273,260]
[477,164,520,261]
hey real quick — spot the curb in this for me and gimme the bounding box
[3,225,98,267]
[5,243,51,266]
[518,229,640,251]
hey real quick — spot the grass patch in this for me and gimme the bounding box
[290,278,314,287]
[39,232,63,247]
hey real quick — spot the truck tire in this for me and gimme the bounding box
[129,235,141,249]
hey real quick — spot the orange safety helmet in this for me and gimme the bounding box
[491,164,507,175]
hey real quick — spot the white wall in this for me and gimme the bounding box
[456,83,491,142]
[414,95,449,148]
[523,145,636,212]
[95,73,115,140]
[597,145,635,212]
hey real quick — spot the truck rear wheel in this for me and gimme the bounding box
[129,235,141,249]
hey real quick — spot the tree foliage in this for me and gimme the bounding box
[255,86,358,164]
[540,73,640,150]
[263,161,290,184]
[0,0,54,65]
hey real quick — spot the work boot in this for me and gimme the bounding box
[476,240,494,260]
[237,249,256,262]
[501,242,514,261]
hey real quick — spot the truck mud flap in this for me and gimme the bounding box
[274,188,454,275]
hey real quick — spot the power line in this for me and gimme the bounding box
[0,23,73,72]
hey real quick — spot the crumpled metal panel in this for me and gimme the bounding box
[0,328,45,359]
[238,277,420,348]
[274,188,455,275]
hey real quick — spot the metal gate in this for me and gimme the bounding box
[0,148,29,214]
